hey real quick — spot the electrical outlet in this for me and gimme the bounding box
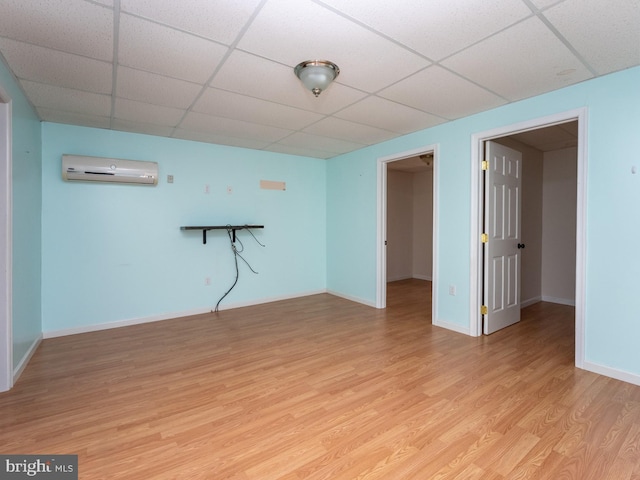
[449,285,456,296]
[227,185,232,194]
[205,277,211,286]
[204,184,210,194]
[167,174,174,183]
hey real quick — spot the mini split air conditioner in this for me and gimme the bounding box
[62,155,158,185]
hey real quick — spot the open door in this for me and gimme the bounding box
[483,141,522,334]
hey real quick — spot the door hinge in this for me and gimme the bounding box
[481,305,488,315]
[481,160,489,171]
[481,233,488,243]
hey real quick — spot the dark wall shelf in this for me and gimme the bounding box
[180,225,264,244]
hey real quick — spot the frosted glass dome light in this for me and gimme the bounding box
[294,60,340,97]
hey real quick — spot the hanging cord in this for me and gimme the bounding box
[214,225,264,312]
[244,225,266,248]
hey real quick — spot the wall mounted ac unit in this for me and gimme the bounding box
[62,155,158,185]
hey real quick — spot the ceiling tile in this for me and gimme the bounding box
[509,122,578,151]
[111,119,175,138]
[180,111,292,143]
[1,1,638,155]
[303,117,396,145]
[120,0,262,44]
[277,132,365,155]
[334,96,445,134]
[264,143,335,159]
[0,38,112,93]
[318,0,532,60]
[211,50,367,114]
[118,13,228,84]
[379,66,507,119]
[237,0,431,92]
[172,129,271,150]
[21,80,111,117]
[0,0,113,61]
[442,17,593,101]
[192,88,325,130]
[116,66,202,109]
[114,98,185,127]
[387,156,433,173]
[528,0,569,9]
[542,0,640,74]
[37,107,111,129]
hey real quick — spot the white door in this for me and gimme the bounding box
[483,141,522,335]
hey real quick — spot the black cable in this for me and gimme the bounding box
[214,225,264,312]
[214,229,239,313]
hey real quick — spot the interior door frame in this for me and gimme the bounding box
[376,143,439,318]
[470,108,587,369]
[0,85,13,392]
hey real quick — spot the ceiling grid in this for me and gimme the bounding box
[0,0,637,158]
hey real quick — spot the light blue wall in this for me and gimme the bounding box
[0,58,43,368]
[41,124,326,332]
[8,59,640,381]
[327,66,640,377]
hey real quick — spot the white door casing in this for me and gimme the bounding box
[483,141,522,334]
[470,108,587,370]
[0,89,12,392]
[377,144,438,322]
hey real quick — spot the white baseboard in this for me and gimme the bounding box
[413,274,433,281]
[387,275,433,282]
[43,308,212,339]
[326,290,376,308]
[433,319,471,336]
[216,290,328,311]
[521,296,542,308]
[386,274,412,282]
[521,296,576,308]
[583,361,640,387]
[13,334,42,383]
[43,290,328,339]
[541,295,575,306]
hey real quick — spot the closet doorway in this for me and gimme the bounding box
[377,145,438,323]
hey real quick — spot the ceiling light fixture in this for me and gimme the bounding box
[419,153,433,167]
[294,60,340,97]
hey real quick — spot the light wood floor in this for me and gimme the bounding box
[1,279,639,479]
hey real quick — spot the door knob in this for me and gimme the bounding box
[517,243,526,249]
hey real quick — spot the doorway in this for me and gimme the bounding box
[471,108,587,368]
[482,125,579,333]
[387,154,433,282]
[376,144,438,322]
[0,88,12,392]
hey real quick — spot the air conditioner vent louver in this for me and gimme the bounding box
[62,155,158,185]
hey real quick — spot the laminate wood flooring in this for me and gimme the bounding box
[1,279,639,479]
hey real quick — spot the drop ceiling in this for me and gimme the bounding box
[0,0,638,159]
